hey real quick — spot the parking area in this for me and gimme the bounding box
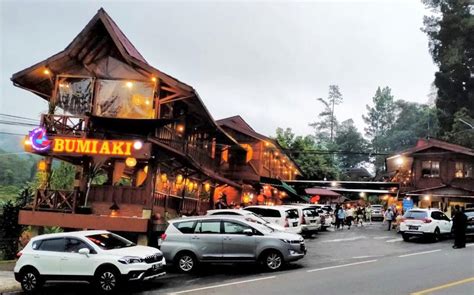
[4,222,472,295]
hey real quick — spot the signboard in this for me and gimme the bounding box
[402,198,414,211]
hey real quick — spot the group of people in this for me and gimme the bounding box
[335,204,373,230]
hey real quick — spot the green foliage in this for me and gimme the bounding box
[49,161,75,190]
[0,149,37,186]
[310,85,343,143]
[275,128,339,180]
[422,0,474,135]
[443,108,474,148]
[334,119,368,168]
[0,185,21,203]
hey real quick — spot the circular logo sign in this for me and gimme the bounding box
[29,127,51,152]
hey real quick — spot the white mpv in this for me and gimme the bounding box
[14,230,166,293]
[399,208,452,242]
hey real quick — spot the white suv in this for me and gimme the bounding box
[244,206,301,234]
[14,230,166,293]
[399,209,452,242]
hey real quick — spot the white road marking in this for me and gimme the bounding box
[386,238,404,243]
[398,249,442,258]
[373,236,391,240]
[352,255,372,259]
[321,236,367,243]
[168,276,276,294]
[307,259,377,273]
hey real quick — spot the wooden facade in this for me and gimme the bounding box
[386,138,474,215]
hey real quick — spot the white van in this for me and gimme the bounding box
[283,205,321,237]
[244,205,301,234]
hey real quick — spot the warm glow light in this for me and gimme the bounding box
[24,138,32,146]
[395,155,404,166]
[133,141,143,150]
[265,142,270,147]
[423,195,431,201]
[43,69,50,75]
[125,157,137,167]
[177,125,185,133]
[359,192,366,198]
[145,100,150,105]
[151,77,157,82]
[160,173,167,183]
[37,160,47,171]
[176,174,183,184]
[406,196,411,201]
[126,81,133,88]
[273,189,278,194]
[331,181,338,187]
[274,152,279,156]
[204,183,211,192]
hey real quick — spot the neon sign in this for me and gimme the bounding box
[29,127,51,152]
[52,138,135,156]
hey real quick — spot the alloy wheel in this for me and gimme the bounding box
[99,271,117,291]
[266,252,282,270]
[21,272,37,291]
[179,255,194,272]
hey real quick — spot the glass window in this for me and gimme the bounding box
[455,162,473,178]
[38,238,65,252]
[223,221,252,234]
[65,238,93,253]
[210,212,240,216]
[175,221,196,234]
[86,233,135,250]
[431,212,442,220]
[56,76,93,115]
[421,161,440,178]
[303,208,317,217]
[285,209,299,219]
[94,79,155,119]
[194,221,221,234]
[404,210,428,220]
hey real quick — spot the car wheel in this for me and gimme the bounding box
[433,227,441,242]
[20,268,42,293]
[262,250,283,271]
[402,233,410,242]
[95,267,120,293]
[176,252,197,273]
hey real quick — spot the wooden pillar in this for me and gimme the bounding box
[137,234,148,246]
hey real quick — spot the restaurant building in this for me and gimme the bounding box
[386,138,474,216]
[13,8,248,244]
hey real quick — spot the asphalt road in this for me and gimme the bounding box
[7,222,474,295]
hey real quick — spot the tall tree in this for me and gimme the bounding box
[334,119,368,168]
[422,0,474,135]
[275,128,339,180]
[310,85,343,144]
[362,86,396,172]
[444,107,474,148]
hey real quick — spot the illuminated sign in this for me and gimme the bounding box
[29,127,51,152]
[52,138,136,156]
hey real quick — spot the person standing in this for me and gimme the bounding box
[366,205,372,225]
[385,208,394,231]
[452,205,467,249]
[336,205,345,230]
[345,206,354,230]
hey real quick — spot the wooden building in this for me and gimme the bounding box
[386,138,474,215]
[217,116,304,205]
[12,9,247,244]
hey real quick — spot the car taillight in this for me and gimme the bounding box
[423,218,432,223]
[300,216,306,225]
[161,233,167,241]
[16,252,22,259]
[284,217,289,227]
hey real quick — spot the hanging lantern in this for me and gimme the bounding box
[257,194,265,203]
[310,195,320,203]
[176,174,183,184]
[204,183,211,192]
[125,157,137,167]
[160,173,168,183]
[37,160,47,171]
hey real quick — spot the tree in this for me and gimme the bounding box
[444,107,474,148]
[310,85,344,144]
[422,0,474,135]
[275,128,339,180]
[334,119,368,168]
[49,161,75,190]
[362,87,396,172]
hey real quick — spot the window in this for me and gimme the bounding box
[455,162,473,178]
[303,209,317,217]
[94,79,155,119]
[65,238,93,253]
[404,210,428,220]
[421,161,440,177]
[38,238,65,252]
[431,211,443,220]
[194,221,221,234]
[285,209,299,219]
[174,221,196,234]
[56,76,93,115]
[210,212,240,216]
[223,221,252,234]
[86,233,135,250]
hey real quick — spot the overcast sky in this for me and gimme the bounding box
[0,0,437,138]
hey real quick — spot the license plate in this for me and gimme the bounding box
[310,220,316,223]
[293,222,298,227]
[408,226,419,230]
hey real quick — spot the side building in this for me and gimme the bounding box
[386,138,474,216]
[13,8,247,244]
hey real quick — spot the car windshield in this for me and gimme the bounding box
[303,208,317,217]
[404,210,428,219]
[245,212,271,224]
[286,209,299,219]
[86,233,135,250]
[250,221,274,234]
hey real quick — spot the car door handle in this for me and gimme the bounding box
[60,257,68,261]
[191,236,200,240]
[33,255,40,258]
[224,237,232,241]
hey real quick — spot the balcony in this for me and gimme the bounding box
[41,114,88,137]
[31,189,79,212]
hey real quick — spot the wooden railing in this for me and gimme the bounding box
[154,192,209,215]
[41,114,88,137]
[88,185,150,207]
[33,189,78,212]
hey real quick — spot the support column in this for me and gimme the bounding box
[137,234,149,246]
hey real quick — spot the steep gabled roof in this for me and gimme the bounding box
[387,138,474,159]
[217,115,270,142]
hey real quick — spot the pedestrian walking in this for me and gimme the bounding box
[385,208,394,231]
[356,206,365,227]
[366,205,372,225]
[452,205,467,249]
[336,205,346,230]
[345,206,354,229]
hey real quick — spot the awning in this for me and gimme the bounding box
[260,177,308,202]
[305,188,341,197]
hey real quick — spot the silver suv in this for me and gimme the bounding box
[160,216,306,272]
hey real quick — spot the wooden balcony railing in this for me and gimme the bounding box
[41,114,88,137]
[88,185,151,206]
[32,189,78,212]
[154,192,209,215]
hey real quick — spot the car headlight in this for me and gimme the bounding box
[118,256,143,264]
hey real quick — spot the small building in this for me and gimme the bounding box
[217,116,304,205]
[386,138,474,215]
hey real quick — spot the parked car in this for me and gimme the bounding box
[399,208,452,242]
[465,209,474,238]
[14,230,165,293]
[160,216,306,272]
[370,204,384,221]
[244,205,301,233]
[307,204,333,230]
[284,204,322,237]
[206,209,286,232]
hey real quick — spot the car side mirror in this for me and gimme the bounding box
[78,248,90,256]
[243,229,253,236]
